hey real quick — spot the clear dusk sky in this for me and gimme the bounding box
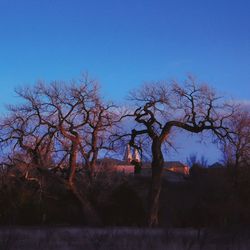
[0,0,249,163]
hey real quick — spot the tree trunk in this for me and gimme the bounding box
[68,179,101,226]
[69,142,78,186]
[90,129,98,178]
[68,141,100,226]
[31,150,42,167]
[148,138,164,227]
[90,149,98,177]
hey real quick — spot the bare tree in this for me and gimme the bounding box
[7,82,89,186]
[126,76,234,226]
[79,99,120,178]
[0,103,55,175]
[0,76,120,225]
[0,75,120,183]
[220,108,250,167]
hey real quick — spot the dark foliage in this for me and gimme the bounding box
[0,170,86,225]
[100,183,146,226]
[1,163,250,227]
[160,165,250,228]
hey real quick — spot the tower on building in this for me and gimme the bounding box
[123,144,133,163]
[133,148,141,163]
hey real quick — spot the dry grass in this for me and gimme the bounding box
[0,227,250,250]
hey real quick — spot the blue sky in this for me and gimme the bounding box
[0,0,249,163]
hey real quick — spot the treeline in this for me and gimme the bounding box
[1,161,250,227]
[161,165,250,228]
[0,74,250,227]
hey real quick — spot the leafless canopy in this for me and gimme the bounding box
[0,76,120,185]
[128,76,235,147]
[220,108,250,167]
[124,76,236,227]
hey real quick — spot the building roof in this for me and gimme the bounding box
[163,161,187,168]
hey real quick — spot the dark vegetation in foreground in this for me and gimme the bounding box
[1,227,250,250]
[1,164,250,228]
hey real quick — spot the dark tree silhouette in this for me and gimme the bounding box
[0,76,120,225]
[127,76,235,226]
[220,108,250,167]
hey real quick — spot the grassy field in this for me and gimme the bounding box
[0,227,250,250]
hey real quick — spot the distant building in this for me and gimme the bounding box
[163,161,189,175]
[123,144,133,163]
[113,164,135,174]
[123,144,141,164]
[133,148,141,163]
[141,161,189,175]
[99,146,188,176]
[101,160,189,176]
[97,145,142,175]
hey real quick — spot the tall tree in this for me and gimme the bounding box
[0,102,55,173]
[0,76,119,225]
[10,77,118,185]
[127,76,235,226]
[220,108,250,167]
